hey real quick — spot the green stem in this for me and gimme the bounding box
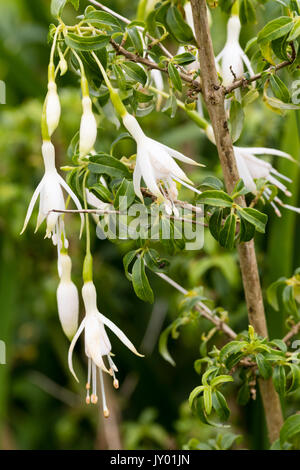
[149,85,209,130]
[91,51,127,117]
[82,170,93,283]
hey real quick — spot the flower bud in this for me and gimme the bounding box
[46,81,61,136]
[56,254,79,340]
[79,96,97,157]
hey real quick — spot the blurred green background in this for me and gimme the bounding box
[0,0,300,450]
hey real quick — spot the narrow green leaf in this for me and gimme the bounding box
[212,391,230,422]
[238,207,268,233]
[197,190,233,208]
[132,257,154,303]
[122,61,148,85]
[168,62,182,92]
[257,17,293,44]
[65,32,110,51]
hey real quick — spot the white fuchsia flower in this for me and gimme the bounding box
[21,140,84,240]
[216,15,254,87]
[68,281,142,416]
[122,113,202,216]
[79,96,97,157]
[233,146,297,216]
[46,80,61,136]
[56,253,79,340]
[205,125,298,216]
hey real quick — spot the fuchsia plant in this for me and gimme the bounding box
[21,0,300,449]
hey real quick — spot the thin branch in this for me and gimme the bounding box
[283,321,300,345]
[154,271,237,339]
[110,39,201,92]
[224,44,296,94]
[88,0,173,59]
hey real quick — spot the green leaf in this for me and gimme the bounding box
[123,250,137,281]
[143,249,169,273]
[221,433,242,450]
[273,364,286,396]
[209,208,224,242]
[220,341,247,363]
[189,385,205,408]
[203,386,213,415]
[85,10,122,30]
[168,62,182,92]
[267,278,286,311]
[69,0,79,9]
[166,5,194,44]
[65,32,110,51]
[287,18,300,41]
[280,414,300,446]
[114,178,136,210]
[201,176,224,190]
[287,363,300,393]
[256,353,272,379]
[132,257,154,303]
[282,284,298,316]
[257,17,293,44]
[197,190,233,208]
[88,155,130,179]
[240,0,256,25]
[173,52,196,65]
[89,183,112,203]
[212,391,230,422]
[122,62,147,86]
[127,26,144,55]
[51,0,66,17]
[270,75,290,103]
[239,217,256,242]
[219,214,237,249]
[229,100,244,143]
[210,375,234,388]
[238,207,268,233]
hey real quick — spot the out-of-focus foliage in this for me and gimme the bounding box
[0,0,300,451]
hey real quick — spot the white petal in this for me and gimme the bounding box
[20,176,45,234]
[156,141,201,166]
[234,151,257,193]
[58,174,85,238]
[241,147,295,163]
[98,312,144,357]
[133,160,143,201]
[137,149,162,199]
[68,317,86,383]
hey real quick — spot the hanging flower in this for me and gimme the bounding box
[79,96,97,157]
[205,125,297,215]
[68,281,142,416]
[122,113,202,216]
[215,15,254,87]
[21,140,84,240]
[56,253,79,340]
[46,80,61,136]
[233,146,297,215]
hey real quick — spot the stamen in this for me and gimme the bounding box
[99,369,110,418]
[173,176,202,195]
[107,356,119,389]
[270,201,282,217]
[86,358,92,405]
[270,168,292,184]
[91,361,98,404]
